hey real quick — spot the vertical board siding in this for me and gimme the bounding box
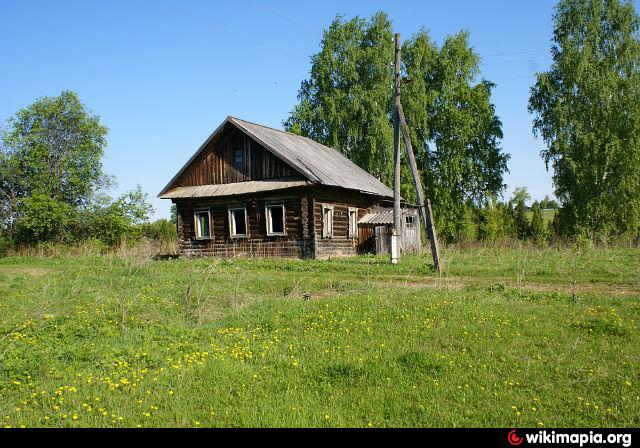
[174,124,302,188]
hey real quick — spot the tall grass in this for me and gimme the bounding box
[0,247,638,427]
[3,237,178,259]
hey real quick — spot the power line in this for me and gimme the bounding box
[481,57,552,66]
[482,49,549,58]
[492,74,537,81]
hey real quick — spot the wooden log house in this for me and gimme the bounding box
[159,117,420,258]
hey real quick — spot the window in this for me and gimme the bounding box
[194,209,211,239]
[405,214,417,228]
[234,148,244,170]
[322,205,333,238]
[266,203,285,235]
[348,208,358,238]
[229,206,248,237]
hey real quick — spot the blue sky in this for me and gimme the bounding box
[1,0,614,219]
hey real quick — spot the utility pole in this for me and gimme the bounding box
[397,103,441,273]
[391,33,402,265]
[391,33,442,273]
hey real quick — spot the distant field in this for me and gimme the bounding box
[0,246,638,427]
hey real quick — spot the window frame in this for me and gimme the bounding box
[348,207,358,239]
[233,147,245,170]
[193,208,212,240]
[405,214,417,229]
[322,204,334,238]
[228,205,249,238]
[265,202,286,236]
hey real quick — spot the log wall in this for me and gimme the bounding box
[175,186,397,259]
[176,190,312,258]
[310,187,387,259]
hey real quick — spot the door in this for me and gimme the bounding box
[402,213,420,253]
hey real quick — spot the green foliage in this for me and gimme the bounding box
[84,204,131,247]
[529,202,548,244]
[285,12,509,240]
[455,203,478,243]
[139,219,177,243]
[169,204,177,225]
[284,12,395,184]
[540,195,560,210]
[511,187,531,206]
[404,31,510,239]
[514,200,529,240]
[0,93,155,248]
[529,0,640,238]
[477,198,507,243]
[14,194,77,244]
[83,187,155,247]
[0,90,110,213]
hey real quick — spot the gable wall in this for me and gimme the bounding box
[174,124,302,187]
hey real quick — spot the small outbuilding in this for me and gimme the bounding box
[159,116,420,258]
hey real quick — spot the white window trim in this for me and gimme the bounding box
[228,205,248,238]
[322,204,334,238]
[348,207,358,239]
[405,213,418,228]
[265,202,286,236]
[194,208,212,240]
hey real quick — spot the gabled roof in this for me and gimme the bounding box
[158,116,393,199]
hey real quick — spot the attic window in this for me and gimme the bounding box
[234,148,244,169]
[322,204,334,238]
[194,209,211,239]
[266,203,285,236]
[229,205,248,238]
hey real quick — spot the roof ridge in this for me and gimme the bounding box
[229,116,320,144]
[229,116,390,187]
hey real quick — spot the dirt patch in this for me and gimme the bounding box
[372,274,639,297]
[509,281,639,297]
[0,266,52,278]
[373,276,465,290]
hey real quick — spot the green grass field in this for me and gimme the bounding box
[0,246,638,428]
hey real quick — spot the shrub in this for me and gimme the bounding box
[14,194,77,244]
[139,219,177,242]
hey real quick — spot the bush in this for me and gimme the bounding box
[455,205,478,243]
[529,202,547,244]
[514,200,529,240]
[139,219,177,242]
[83,203,133,247]
[478,201,505,243]
[14,194,77,244]
[0,231,9,255]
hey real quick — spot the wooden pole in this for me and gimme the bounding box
[397,102,442,272]
[391,33,402,264]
